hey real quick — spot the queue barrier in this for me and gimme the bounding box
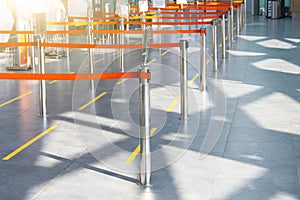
[0,72,151,80]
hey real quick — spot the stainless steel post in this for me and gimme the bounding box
[139,65,151,186]
[200,28,206,91]
[38,37,47,116]
[66,13,70,70]
[180,39,188,120]
[30,20,35,71]
[221,15,226,58]
[236,8,240,36]
[141,12,146,31]
[212,20,217,71]
[119,18,125,72]
[87,7,94,89]
[158,8,161,45]
[227,10,231,49]
[139,26,151,186]
[230,5,234,43]
[243,0,247,26]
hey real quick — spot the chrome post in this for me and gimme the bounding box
[119,18,125,72]
[87,7,94,89]
[243,0,246,26]
[139,26,151,186]
[212,20,217,71]
[38,37,47,116]
[200,28,206,91]
[236,8,240,36]
[158,8,161,45]
[222,15,226,58]
[30,20,36,71]
[227,9,232,49]
[180,39,189,120]
[66,13,70,70]
[230,5,234,43]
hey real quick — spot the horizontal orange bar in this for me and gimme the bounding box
[0,42,37,47]
[0,72,151,80]
[41,42,144,49]
[149,43,179,48]
[0,30,34,34]
[160,11,227,15]
[91,21,119,25]
[41,42,179,49]
[125,21,212,25]
[45,30,85,35]
[155,15,222,20]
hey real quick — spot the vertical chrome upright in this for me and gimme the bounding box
[212,20,217,71]
[157,8,162,45]
[180,39,189,120]
[221,15,226,58]
[141,12,146,31]
[236,8,240,36]
[119,17,125,72]
[243,0,247,26]
[227,9,232,49]
[38,37,47,116]
[66,13,70,70]
[87,7,94,89]
[139,26,151,187]
[200,28,206,91]
[230,6,234,44]
[30,20,36,71]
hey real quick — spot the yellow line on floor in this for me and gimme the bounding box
[188,73,199,85]
[219,43,222,48]
[125,128,157,164]
[116,78,128,85]
[0,91,33,108]
[166,73,199,113]
[85,58,104,67]
[225,36,228,41]
[2,125,57,161]
[48,72,75,85]
[161,49,170,56]
[166,96,181,113]
[147,58,157,65]
[206,59,210,65]
[48,80,58,85]
[78,92,107,111]
[94,58,104,64]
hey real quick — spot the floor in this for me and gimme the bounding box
[0,15,300,200]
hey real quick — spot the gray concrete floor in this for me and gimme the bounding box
[0,15,300,200]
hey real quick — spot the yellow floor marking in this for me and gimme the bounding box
[85,58,104,67]
[166,73,200,113]
[2,125,57,161]
[225,36,228,41]
[219,43,222,48]
[166,96,181,113]
[78,92,107,111]
[147,58,157,65]
[48,72,75,85]
[161,49,170,56]
[206,59,210,65]
[188,73,199,85]
[48,80,58,85]
[125,128,157,164]
[0,91,33,108]
[116,78,128,85]
[94,58,104,64]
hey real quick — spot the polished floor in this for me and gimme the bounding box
[0,15,300,200]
